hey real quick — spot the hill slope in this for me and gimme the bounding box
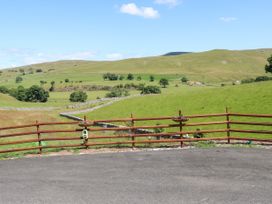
[1,49,272,85]
[79,81,272,119]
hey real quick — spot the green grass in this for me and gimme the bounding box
[1,49,272,88]
[78,81,272,140]
[1,48,272,158]
[79,81,272,119]
[0,90,112,108]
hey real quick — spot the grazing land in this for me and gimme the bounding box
[1,49,272,89]
[0,49,272,157]
[79,81,272,119]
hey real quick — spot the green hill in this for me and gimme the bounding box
[78,81,272,119]
[1,49,272,87]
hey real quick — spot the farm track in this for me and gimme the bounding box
[61,94,140,115]
[0,95,140,112]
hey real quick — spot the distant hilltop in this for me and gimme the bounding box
[163,52,192,56]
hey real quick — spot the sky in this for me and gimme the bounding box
[0,0,272,68]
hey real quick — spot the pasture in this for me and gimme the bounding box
[0,49,272,158]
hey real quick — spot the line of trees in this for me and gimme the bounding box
[10,85,49,102]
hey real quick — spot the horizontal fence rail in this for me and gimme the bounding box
[0,110,272,156]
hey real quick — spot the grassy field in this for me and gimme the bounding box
[0,81,272,159]
[0,90,110,108]
[77,81,272,140]
[0,49,272,158]
[79,81,272,119]
[1,49,272,89]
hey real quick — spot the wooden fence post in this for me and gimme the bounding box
[226,107,231,144]
[179,110,183,147]
[84,115,89,149]
[131,113,135,148]
[36,120,42,154]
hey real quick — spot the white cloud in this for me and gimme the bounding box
[154,0,180,7]
[220,17,237,22]
[120,3,159,19]
[106,53,123,60]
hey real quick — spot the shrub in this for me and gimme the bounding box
[69,91,88,102]
[19,68,25,73]
[265,55,272,74]
[137,83,145,91]
[40,80,47,86]
[36,69,43,73]
[159,78,169,88]
[153,123,164,133]
[255,76,270,82]
[105,88,129,98]
[181,76,188,83]
[49,81,55,92]
[127,73,134,80]
[137,76,142,81]
[119,75,124,80]
[15,76,23,83]
[0,86,9,94]
[193,128,204,138]
[65,78,70,83]
[9,86,49,103]
[11,86,27,101]
[24,85,49,102]
[103,73,119,81]
[149,75,155,82]
[241,78,255,84]
[141,85,161,94]
[124,83,138,89]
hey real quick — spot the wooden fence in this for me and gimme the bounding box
[0,110,272,155]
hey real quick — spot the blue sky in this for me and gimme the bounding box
[0,0,271,68]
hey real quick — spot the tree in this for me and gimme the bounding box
[15,76,23,83]
[19,68,25,74]
[105,88,129,98]
[181,76,188,83]
[65,78,70,83]
[141,86,161,94]
[49,81,55,92]
[103,73,119,81]
[159,78,169,88]
[12,86,27,101]
[127,73,134,80]
[265,55,272,74]
[40,80,47,87]
[149,75,155,82]
[36,68,43,73]
[70,91,88,102]
[25,85,49,102]
[255,76,270,82]
[0,86,9,94]
[137,76,142,81]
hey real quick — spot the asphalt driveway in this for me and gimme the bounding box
[0,148,271,204]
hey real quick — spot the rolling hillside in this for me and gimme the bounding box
[1,49,272,87]
[78,81,272,119]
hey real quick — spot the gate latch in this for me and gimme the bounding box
[81,129,89,140]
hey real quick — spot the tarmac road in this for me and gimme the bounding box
[0,148,271,204]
